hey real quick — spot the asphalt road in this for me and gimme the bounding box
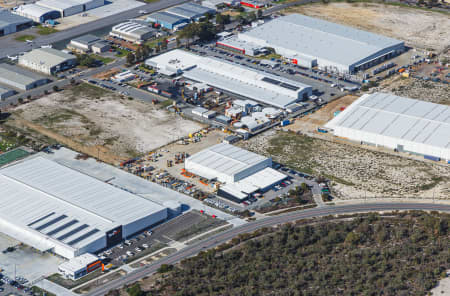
[0,0,188,59]
[87,202,450,296]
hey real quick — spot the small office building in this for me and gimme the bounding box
[58,253,102,280]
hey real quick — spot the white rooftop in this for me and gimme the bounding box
[186,143,267,177]
[0,157,166,249]
[58,253,98,273]
[240,14,404,67]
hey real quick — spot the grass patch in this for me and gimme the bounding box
[31,286,56,296]
[0,148,29,167]
[419,176,444,191]
[159,99,173,108]
[323,173,355,186]
[46,269,107,289]
[114,47,129,57]
[256,53,282,60]
[36,25,58,35]
[145,36,167,48]
[91,54,114,64]
[70,82,109,98]
[15,34,35,42]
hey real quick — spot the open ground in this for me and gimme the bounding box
[284,2,450,52]
[239,129,450,200]
[8,83,203,164]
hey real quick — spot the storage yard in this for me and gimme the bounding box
[9,83,204,163]
[240,130,450,200]
[286,2,450,52]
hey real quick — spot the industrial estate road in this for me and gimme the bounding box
[87,202,450,296]
[0,0,188,59]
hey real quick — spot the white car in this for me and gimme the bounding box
[142,244,149,249]
[126,251,134,256]
[135,247,142,252]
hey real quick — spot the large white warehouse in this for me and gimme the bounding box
[185,143,286,202]
[0,157,168,259]
[325,93,450,162]
[218,14,405,73]
[147,49,312,109]
[36,0,84,17]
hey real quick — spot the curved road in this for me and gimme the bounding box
[87,202,450,296]
[0,0,188,59]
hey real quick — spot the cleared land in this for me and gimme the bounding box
[285,2,450,51]
[9,83,203,164]
[239,130,450,200]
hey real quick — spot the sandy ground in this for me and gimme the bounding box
[375,76,450,105]
[240,129,450,200]
[286,2,450,51]
[10,84,203,164]
[289,95,358,133]
[431,273,450,296]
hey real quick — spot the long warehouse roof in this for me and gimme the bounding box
[325,93,450,149]
[0,63,47,86]
[0,9,32,28]
[187,143,268,176]
[21,48,75,67]
[241,14,403,66]
[0,157,165,249]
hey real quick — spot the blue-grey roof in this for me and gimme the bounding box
[147,11,188,24]
[71,34,101,46]
[0,9,32,29]
[166,3,214,19]
[241,14,404,67]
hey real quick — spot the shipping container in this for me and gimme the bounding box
[317,127,328,133]
[424,155,440,162]
[280,119,290,127]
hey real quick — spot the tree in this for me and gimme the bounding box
[257,9,263,19]
[178,23,198,46]
[158,264,174,273]
[197,21,216,42]
[126,283,144,296]
[77,54,95,67]
[18,98,24,104]
[52,85,59,92]
[126,52,135,65]
[216,13,231,26]
[70,78,76,85]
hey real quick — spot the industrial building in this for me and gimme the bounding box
[0,63,49,90]
[218,14,405,73]
[202,0,240,9]
[0,86,16,99]
[146,11,188,30]
[325,93,450,162]
[146,49,312,109]
[110,22,157,44]
[185,143,286,202]
[68,34,102,52]
[19,48,77,75]
[36,0,84,17]
[166,3,215,21]
[0,156,168,259]
[71,0,105,11]
[0,9,33,36]
[14,4,60,23]
[58,253,102,280]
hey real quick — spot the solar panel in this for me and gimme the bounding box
[262,77,281,85]
[280,83,299,91]
[27,212,55,227]
[57,224,89,241]
[68,229,100,246]
[35,215,68,231]
[46,220,79,236]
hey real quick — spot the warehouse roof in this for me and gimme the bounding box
[0,63,47,87]
[0,157,166,249]
[325,93,450,149]
[147,11,188,24]
[240,14,404,67]
[0,86,14,96]
[21,48,76,68]
[149,50,312,108]
[59,254,98,273]
[14,4,58,18]
[36,0,83,10]
[166,3,214,19]
[0,9,32,28]
[187,143,268,177]
[71,34,101,46]
[112,21,155,37]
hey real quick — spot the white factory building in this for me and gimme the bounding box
[19,47,77,75]
[110,21,157,44]
[0,157,168,259]
[14,4,61,23]
[325,93,450,163]
[217,14,405,73]
[146,49,312,109]
[185,143,286,202]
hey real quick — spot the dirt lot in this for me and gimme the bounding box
[376,76,450,105]
[239,130,450,200]
[285,2,450,51]
[289,95,358,134]
[9,83,203,164]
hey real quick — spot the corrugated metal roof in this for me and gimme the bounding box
[0,157,166,248]
[71,34,101,45]
[166,3,214,19]
[325,93,450,149]
[14,4,57,17]
[0,9,32,28]
[20,48,76,68]
[147,11,188,24]
[186,143,267,176]
[240,14,404,67]
[37,0,83,10]
[0,63,47,87]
